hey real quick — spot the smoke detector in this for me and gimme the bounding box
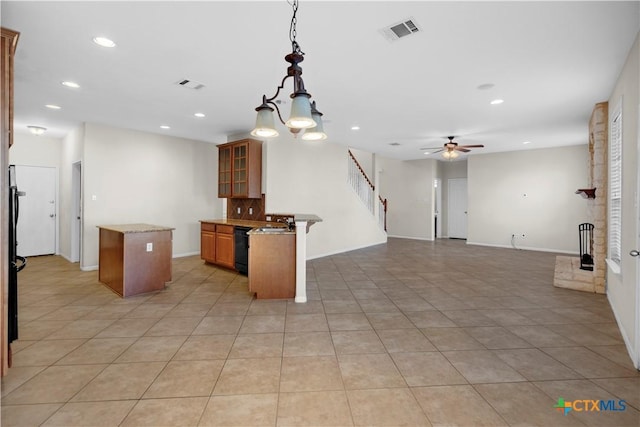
[380,17,421,42]
[176,79,205,90]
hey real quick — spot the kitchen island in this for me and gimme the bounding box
[98,224,174,297]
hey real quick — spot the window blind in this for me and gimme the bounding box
[609,106,622,265]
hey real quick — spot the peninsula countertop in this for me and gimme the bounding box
[97,224,175,233]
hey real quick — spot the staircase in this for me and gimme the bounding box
[348,150,387,231]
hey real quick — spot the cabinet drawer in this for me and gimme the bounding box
[201,223,216,232]
[216,224,234,235]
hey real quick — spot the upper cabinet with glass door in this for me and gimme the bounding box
[217,139,262,198]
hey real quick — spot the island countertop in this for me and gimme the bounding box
[97,224,175,233]
[200,219,274,228]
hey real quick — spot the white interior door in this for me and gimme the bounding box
[448,178,468,239]
[15,165,56,256]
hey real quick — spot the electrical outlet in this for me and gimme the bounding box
[146,243,153,252]
[249,208,253,215]
[237,207,241,214]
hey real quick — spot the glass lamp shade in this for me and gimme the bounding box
[286,93,316,129]
[302,112,327,141]
[442,150,459,160]
[251,107,279,138]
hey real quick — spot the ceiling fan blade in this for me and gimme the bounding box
[455,147,471,153]
[419,147,445,151]
[458,144,484,148]
[422,148,444,154]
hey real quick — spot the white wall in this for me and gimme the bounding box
[467,145,589,253]
[263,136,386,259]
[59,126,84,261]
[9,133,62,168]
[378,156,437,240]
[606,32,639,369]
[81,123,221,268]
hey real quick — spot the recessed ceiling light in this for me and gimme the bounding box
[477,83,495,90]
[160,125,171,129]
[194,113,205,118]
[423,151,431,155]
[27,126,47,135]
[45,104,61,110]
[92,36,116,48]
[490,99,504,105]
[351,126,360,131]
[523,141,532,144]
[62,81,80,89]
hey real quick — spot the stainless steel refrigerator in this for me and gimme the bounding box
[8,165,27,352]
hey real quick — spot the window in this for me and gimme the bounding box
[608,102,622,270]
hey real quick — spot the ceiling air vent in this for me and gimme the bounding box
[176,79,205,90]
[380,17,421,42]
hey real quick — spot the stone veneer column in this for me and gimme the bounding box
[588,102,608,293]
[554,102,608,294]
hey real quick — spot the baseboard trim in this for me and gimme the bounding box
[387,234,434,242]
[607,292,639,370]
[466,241,579,255]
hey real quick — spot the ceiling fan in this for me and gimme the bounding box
[421,136,485,159]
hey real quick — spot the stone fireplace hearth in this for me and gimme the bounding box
[553,102,607,294]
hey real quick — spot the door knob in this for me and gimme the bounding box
[49,214,55,218]
[631,250,640,257]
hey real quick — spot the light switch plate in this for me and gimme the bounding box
[146,243,153,252]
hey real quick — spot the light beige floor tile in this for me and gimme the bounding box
[213,357,281,395]
[347,388,430,426]
[392,298,436,312]
[406,311,457,328]
[283,332,335,357]
[247,299,288,315]
[588,345,638,370]
[239,314,285,334]
[327,313,372,331]
[11,339,87,367]
[45,319,114,340]
[464,326,534,349]
[280,356,344,392]
[278,390,354,426]
[144,360,223,398]
[391,352,468,386]
[55,337,136,365]
[421,327,484,351]
[478,309,537,325]
[377,328,437,353]
[42,400,136,426]
[3,364,106,404]
[322,299,363,314]
[1,403,62,427]
[1,365,46,397]
[173,334,235,360]
[331,330,386,354]
[71,361,165,401]
[192,316,244,335]
[356,299,400,314]
[114,336,186,362]
[123,303,176,318]
[200,393,278,426]
[366,312,415,330]
[542,346,639,378]
[94,317,158,338]
[338,353,406,389]
[39,305,97,321]
[144,316,201,336]
[80,303,135,320]
[475,382,584,426]
[164,302,212,318]
[442,350,527,384]
[228,333,283,359]
[507,324,580,347]
[16,320,71,341]
[412,385,507,426]
[494,348,582,381]
[285,313,329,332]
[121,397,208,426]
[441,310,498,327]
[206,302,251,316]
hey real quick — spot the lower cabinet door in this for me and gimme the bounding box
[201,232,216,262]
[215,232,235,269]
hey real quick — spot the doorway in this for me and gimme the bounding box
[71,161,82,263]
[434,178,442,239]
[14,165,56,256]
[448,178,468,239]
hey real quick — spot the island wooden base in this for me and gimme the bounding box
[98,226,173,297]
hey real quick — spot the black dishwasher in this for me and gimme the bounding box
[234,226,252,275]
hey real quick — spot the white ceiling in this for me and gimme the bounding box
[2,1,639,160]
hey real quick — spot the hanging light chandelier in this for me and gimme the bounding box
[250,0,327,141]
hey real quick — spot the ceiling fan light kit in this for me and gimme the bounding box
[251,0,326,141]
[421,136,485,160]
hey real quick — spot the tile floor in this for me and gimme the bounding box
[1,238,639,426]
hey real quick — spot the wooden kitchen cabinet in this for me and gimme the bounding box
[200,223,216,263]
[1,28,18,149]
[217,139,262,198]
[249,233,296,299]
[215,225,235,269]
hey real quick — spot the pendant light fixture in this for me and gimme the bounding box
[251,0,326,141]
